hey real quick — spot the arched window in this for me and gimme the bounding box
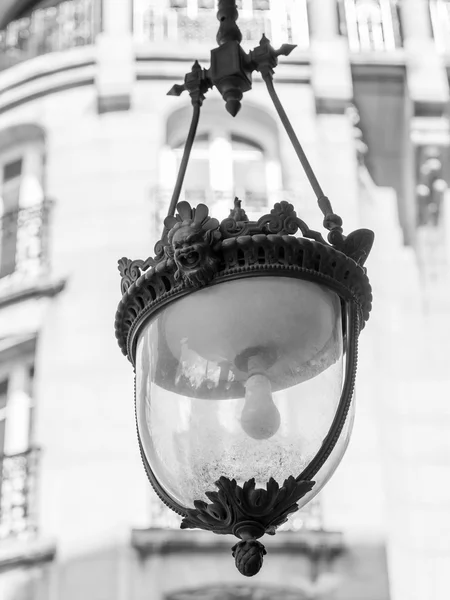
[170,134,272,211]
[156,101,283,226]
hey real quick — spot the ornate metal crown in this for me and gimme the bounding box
[115,198,373,364]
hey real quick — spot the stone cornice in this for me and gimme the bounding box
[0,276,66,311]
[0,538,56,572]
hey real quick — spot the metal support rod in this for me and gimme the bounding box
[164,102,201,229]
[262,73,334,218]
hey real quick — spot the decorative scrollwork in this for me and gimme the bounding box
[180,475,314,576]
[257,201,327,243]
[220,199,328,243]
[116,197,374,359]
[118,257,156,294]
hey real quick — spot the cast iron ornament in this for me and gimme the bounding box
[180,475,315,576]
[116,198,373,357]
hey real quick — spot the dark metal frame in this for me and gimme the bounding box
[115,0,374,577]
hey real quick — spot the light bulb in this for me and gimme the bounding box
[240,355,281,440]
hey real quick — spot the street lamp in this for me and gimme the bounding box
[115,0,374,577]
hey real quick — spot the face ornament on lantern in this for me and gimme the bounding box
[115,0,374,578]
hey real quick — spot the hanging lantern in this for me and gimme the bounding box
[115,0,374,578]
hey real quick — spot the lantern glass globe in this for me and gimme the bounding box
[135,277,348,508]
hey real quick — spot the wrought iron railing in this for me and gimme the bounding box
[338,0,402,51]
[0,448,39,540]
[0,200,52,285]
[429,0,450,54]
[133,0,310,49]
[0,0,97,72]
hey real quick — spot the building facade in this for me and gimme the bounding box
[0,1,448,599]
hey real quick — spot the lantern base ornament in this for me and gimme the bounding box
[180,475,315,576]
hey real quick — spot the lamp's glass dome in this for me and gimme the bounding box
[136,277,346,508]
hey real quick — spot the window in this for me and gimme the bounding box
[0,158,22,278]
[430,0,450,54]
[169,133,279,215]
[231,135,268,210]
[0,123,48,285]
[0,379,8,456]
[0,339,37,540]
[0,347,35,457]
[340,0,402,51]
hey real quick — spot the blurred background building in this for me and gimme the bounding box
[0,0,449,599]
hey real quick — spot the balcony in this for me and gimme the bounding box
[0,448,39,541]
[133,0,310,49]
[0,0,97,72]
[0,200,53,300]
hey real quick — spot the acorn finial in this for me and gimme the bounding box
[231,539,266,577]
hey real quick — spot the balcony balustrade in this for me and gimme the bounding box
[0,0,97,72]
[133,0,310,49]
[338,0,402,52]
[0,200,52,290]
[0,448,39,541]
